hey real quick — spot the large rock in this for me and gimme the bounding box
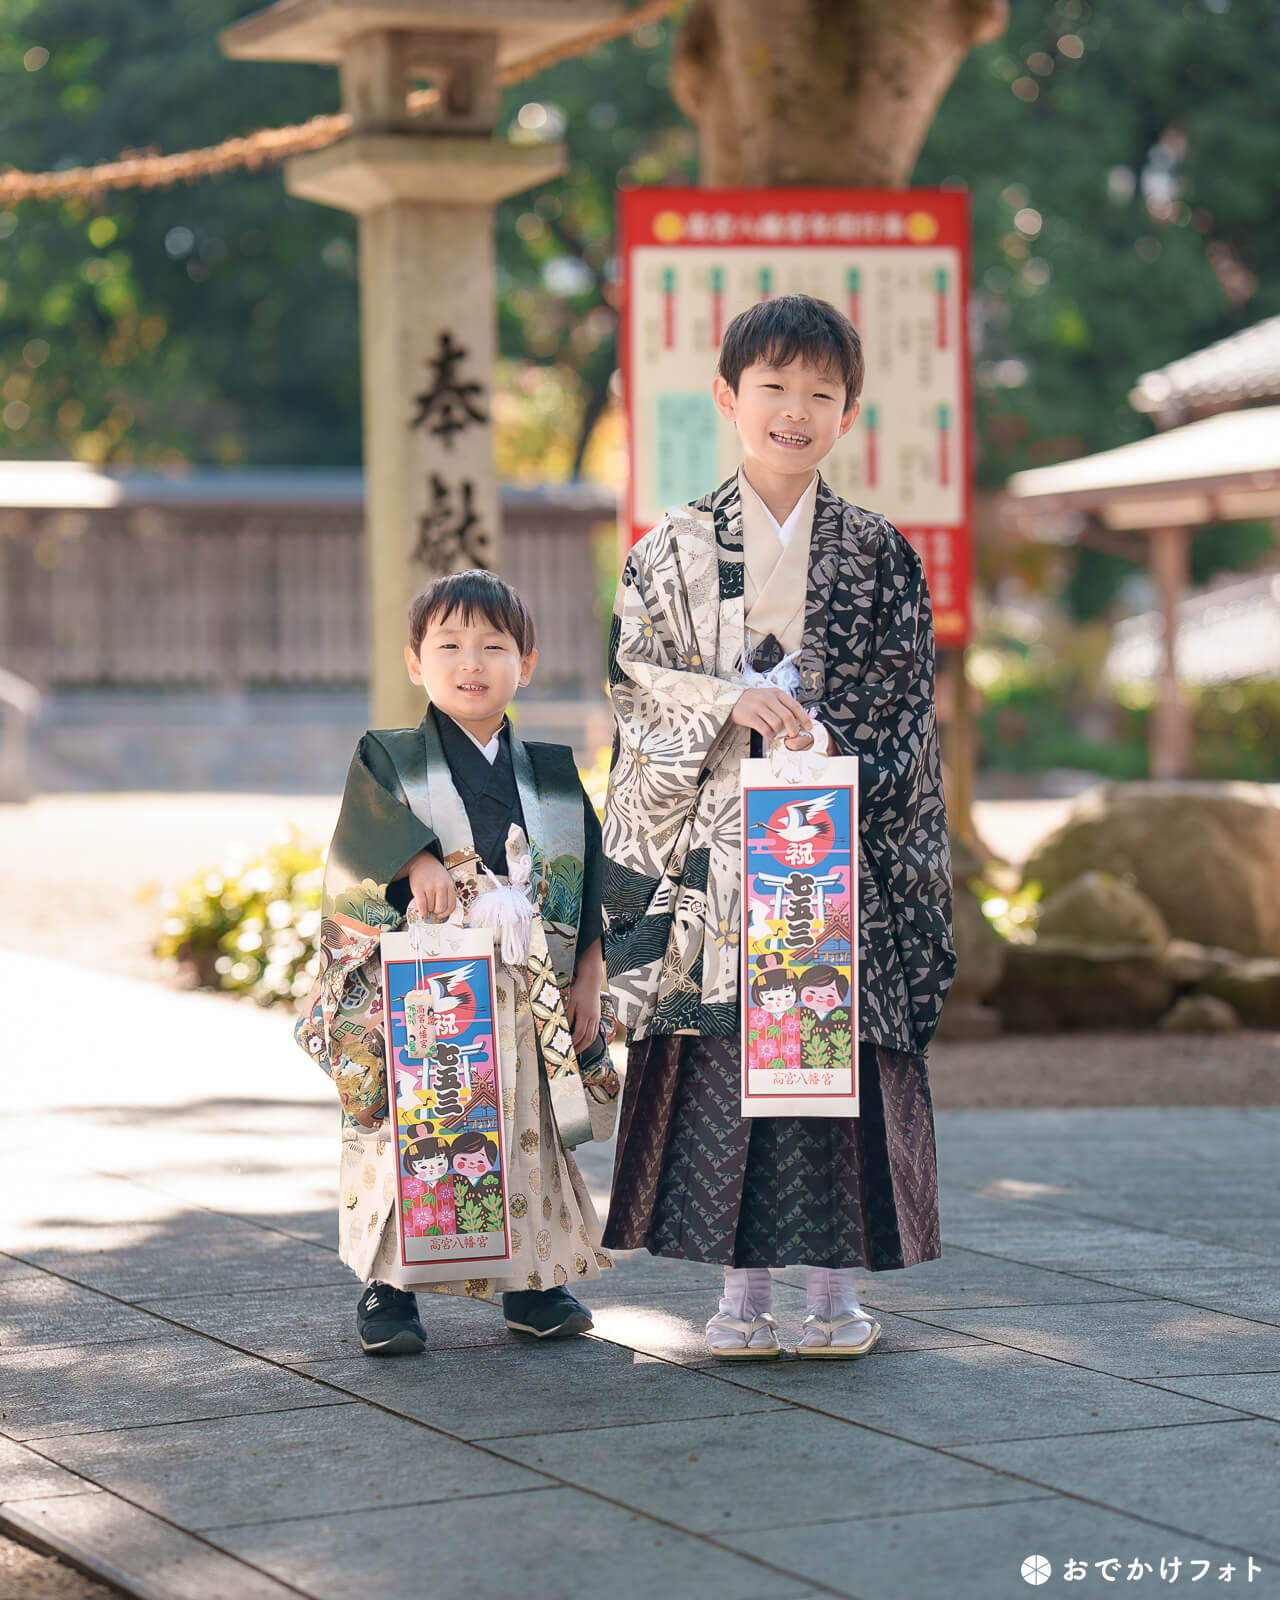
[1023,782,1280,958]
[990,941,1175,1032]
[1159,994,1240,1033]
[1197,959,1280,1030]
[937,886,1004,1038]
[1161,940,1245,986]
[936,831,1004,1040]
[1036,871,1168,952]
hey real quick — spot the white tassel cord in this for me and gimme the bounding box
[469,871,535,966]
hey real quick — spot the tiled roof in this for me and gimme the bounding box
[1131,315,1280,425]
[1008,404,1280,504]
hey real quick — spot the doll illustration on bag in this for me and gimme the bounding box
[402,1134,457,1236]
[797,963,854,1075]
[449,1132,504,1234]
[747,953,803,1073]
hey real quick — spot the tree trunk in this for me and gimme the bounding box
[671,0,1008,186]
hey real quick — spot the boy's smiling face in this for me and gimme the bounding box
[405,611,535,741]
[713,356,859,482]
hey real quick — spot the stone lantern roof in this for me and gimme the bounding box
[221,0,623,70]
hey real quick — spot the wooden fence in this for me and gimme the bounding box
[0,493,612,695]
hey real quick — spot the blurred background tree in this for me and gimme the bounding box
[1,0,1276,595]
[0,0,688,471]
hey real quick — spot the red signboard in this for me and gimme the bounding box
[619,186,973,647]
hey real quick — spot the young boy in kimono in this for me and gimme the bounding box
[602,293,955,1358]
[311,571,617,1355]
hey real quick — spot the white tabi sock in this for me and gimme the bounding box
[805,1265,863,1321]
[705,1266,776,1351]
[719,1266,774,1321]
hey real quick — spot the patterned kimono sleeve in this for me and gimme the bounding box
[607,524,744,830]
[821,527,956,1052]
[602,522,746,1017]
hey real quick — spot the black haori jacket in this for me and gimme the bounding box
[602,472,956,1056]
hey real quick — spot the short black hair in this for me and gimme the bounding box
[450,1131,498,1164]
[718,294,864,408]
[408,569,536,657]
[800,965,850,1000]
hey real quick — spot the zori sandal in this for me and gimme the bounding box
[704,1309,782,1360]
[796,1311,882,1359]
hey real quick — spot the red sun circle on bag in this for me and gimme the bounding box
[761,796,835,868]
[419,971,476,1039]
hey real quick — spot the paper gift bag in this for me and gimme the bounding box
[381,921,514,1281]
[740,738,860,1118]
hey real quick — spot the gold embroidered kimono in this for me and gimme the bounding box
[301,713,617,1297]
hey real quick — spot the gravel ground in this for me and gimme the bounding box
[0,1533,122,1600]
[2,792,1277,1109]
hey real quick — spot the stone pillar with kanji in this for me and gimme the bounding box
[221,3,619,727]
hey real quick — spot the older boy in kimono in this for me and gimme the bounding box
[602,294,955,1358]
[306,571,617,1355]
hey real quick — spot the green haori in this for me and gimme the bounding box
[320,712,594,1147]
[404,711,586,990]
[406,713,591,1144]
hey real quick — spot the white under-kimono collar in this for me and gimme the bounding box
[739,467,817,656]
[737,467,818,549]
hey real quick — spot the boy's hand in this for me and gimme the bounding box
[407,851,456,919]
[567,940,604,1053]
[731,686,812,742]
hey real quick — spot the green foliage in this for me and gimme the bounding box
[0,1,687,474]
[3,0,1277,493]
[152,754,606,1005]
[916,0,1280,490]
[0,0,356,466]
[454,1187,486,1235]
[1060,521,1274,625]
[977,653,1280,783]
[493,15,691,475]
[1189,521,1275,586]
[973,626,1150,776]
[154,832,323,1005]
[1063,546,1138,623]
[1192,679,1280,782]
[973,879,1043,941]
[978,669,1150,778]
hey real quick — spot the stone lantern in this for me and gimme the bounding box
[221,1,619,727]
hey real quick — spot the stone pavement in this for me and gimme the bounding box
[1,954,1277,1600]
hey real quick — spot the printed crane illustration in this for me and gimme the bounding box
[420,962,476,1018]
[747,897,777,944]
[751,792,838,844]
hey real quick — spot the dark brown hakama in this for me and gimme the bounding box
[603,1036,941,1270]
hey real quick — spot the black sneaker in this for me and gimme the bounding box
[502,1285,593,1339]
[356,1281,426,1356]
